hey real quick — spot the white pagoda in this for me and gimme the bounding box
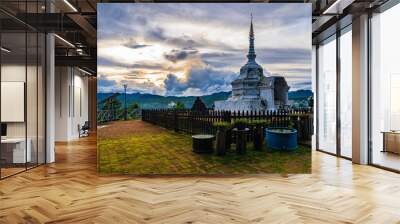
[214,15,289,111]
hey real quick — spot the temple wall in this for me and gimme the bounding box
[274,85,289,106]
[260,88,275,109]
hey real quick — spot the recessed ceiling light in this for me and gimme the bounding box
[78,67,92,76]
[1,47,11,53]
[322,0,354,15]
[54,34,75,48]
[63,0,78,12]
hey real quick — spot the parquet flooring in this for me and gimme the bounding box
[1,135,400,223]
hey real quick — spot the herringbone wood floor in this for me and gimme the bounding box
[1,136,400,224]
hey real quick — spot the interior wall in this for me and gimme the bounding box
[55,66,69,141]
[72,71,89,138]
[55,67,89,141]
[1,65,27,138]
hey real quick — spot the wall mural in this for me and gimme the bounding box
[97,3,313,174]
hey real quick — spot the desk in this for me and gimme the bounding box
[1,138,31,163]
[382,131,400,154]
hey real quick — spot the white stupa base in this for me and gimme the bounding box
[214,99,275,112]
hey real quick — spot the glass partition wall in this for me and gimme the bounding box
[316,26,352,159]
[0,3,46,179]
[370,3,400,171]
[316,1,400,170]
[339,27,352,159]
[317,35,337,155]
[0,30,27,177]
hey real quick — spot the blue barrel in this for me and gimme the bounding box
[265,128,298,150]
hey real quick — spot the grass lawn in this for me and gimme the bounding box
[98,120,311,174]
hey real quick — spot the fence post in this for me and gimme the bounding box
[174,109,178,132]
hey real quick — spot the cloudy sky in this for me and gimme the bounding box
[97,3,312,96]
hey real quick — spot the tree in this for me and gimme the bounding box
[127,102,140,119]
[308,96,314,108]
[101,96,122,121]
[191,97,207,111]
[175,101,185,109]
[102,98,121,111]
[129,102,140,110]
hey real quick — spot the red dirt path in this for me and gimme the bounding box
[97,120,164,139]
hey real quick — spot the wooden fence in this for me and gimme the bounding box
[97,110,118,124]
[97,109,142,124]
[142,109,313,144]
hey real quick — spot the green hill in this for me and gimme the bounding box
[97,89,312,110]
[97,92,231,109]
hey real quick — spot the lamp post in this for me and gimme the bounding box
[123,84,128,120]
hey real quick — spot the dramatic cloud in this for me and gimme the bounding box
[164,48,199,63]
[288,81,312,91]
[124,43,151,49]
[257,48,312,64]
[98,76,116,87]
[164,67,236,96]
[97,3,312,95]
[97,78,117,93]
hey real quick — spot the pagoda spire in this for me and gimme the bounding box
[247,13,256,62]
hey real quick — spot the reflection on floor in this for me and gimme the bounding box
[0,136,400,223]
[0,167,25,178]
[373,150,400,171]
[0,163,42,179]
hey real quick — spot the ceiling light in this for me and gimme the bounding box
[323,0,341,14]
[76,48,84,55]
[322,0,354,15]
[54,34,75,48]
[63,0,78,12]
[1,47,11,53]
[78,67,92,76]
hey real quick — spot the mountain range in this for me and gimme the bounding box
[97,90,312,109]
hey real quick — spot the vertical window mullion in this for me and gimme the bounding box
[36,0,39,167]
[0,21,2,179]
[336,29,341,157]
[315,45,319,151]
[367,11,373,165]
[25,0,28,171]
